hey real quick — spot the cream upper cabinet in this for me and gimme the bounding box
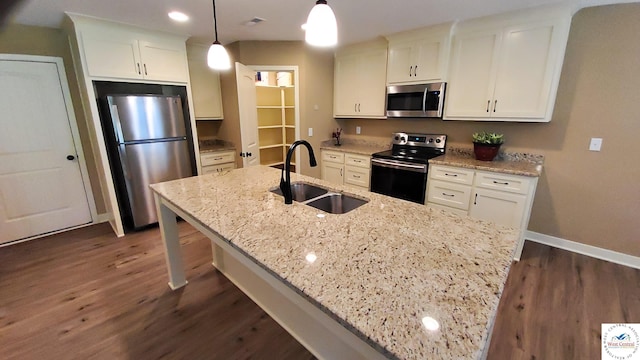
[334,40,387,118]
[386,23,453,84]
[186,45,223,119]
[73,15,189,83]
[444,5,572,122]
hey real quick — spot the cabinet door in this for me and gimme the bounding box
[333,53,359,117]
[445,30,501,118]
[321,162,344,185]
[356,48,388,117]
[81,31,142,79]
[387,40,414,84]
[187,46,223,119]
[469,188,526,228]
[139,40,189,82]
[413,38,444,82]
[492,21,557,119]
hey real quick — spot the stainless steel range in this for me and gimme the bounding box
[370,132,447,204]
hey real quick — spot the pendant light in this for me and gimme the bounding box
[305,0,337,47]
[207,0,231,70]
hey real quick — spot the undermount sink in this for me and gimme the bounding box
[270,182,328,202]
[306,193,368,214]
[270,182,368,214]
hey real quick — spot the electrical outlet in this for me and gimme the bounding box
[308,128,313,137]
[356,126,361,135]
[589,138,602,151]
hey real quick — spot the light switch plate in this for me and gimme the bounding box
[308,128,313,137]
[589,138,602,151]
[356,126,361,135]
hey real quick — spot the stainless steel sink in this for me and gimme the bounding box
[270,182,368,214]
[270,182,328,202]
[306,193,368,214]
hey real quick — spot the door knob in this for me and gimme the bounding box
[66,155,76,161]
[247,152,252,157]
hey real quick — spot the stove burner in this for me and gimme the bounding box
[372,132,447,165]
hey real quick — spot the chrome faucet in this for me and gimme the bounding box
[279,140,317,204]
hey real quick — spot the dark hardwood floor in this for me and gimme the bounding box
[0,222,638,359]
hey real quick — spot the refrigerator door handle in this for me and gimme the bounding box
[111,104,125,144]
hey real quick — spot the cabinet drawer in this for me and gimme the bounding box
[429,165,474,185]
[428,202,469,217]
[344,166,370,189]
[201,150,235,166]
[322,151,344,164]
[474,171,533,195]
[427,179,472,210]
[202,162,235,174]
[345,153,370,169]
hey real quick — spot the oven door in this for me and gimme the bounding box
[370,158,428,204]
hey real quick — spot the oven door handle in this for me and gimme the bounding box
[371,158,427,173]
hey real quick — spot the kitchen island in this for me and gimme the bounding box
[150,166,519,360]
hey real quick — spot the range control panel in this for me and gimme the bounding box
[392,132,447,149]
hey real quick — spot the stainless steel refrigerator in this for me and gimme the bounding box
[107,94,193,229]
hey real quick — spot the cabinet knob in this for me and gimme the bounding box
[486,100,490,113]
[494,100,497,112]
[414,65,418,77]
[409,66,413,77]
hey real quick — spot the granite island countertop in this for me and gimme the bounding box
[150,166,518,359]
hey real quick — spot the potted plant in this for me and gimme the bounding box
[472,131,504,161]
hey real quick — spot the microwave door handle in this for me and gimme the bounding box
[422,88,428,113]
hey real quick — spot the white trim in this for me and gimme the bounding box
[525,230,640,270]
[249,65,301,174]
[95,213,111,223]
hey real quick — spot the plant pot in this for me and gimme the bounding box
[473,142,501,161]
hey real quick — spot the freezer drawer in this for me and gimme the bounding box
[119,139,192,228]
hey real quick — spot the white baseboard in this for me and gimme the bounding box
[525,230,640,270]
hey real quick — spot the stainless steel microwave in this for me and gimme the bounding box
[386,82,446,118]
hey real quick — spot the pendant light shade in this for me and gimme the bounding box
[208,0,231,70]
[305,0,337,47]
[208,41,231,70]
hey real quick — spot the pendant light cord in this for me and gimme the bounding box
[212,0,220,43]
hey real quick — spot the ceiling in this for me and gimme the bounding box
[7,0,635,46]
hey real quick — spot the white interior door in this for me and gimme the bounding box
[235,62,260,167]
[0,58,92,244]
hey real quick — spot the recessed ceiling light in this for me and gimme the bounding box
[168,11,189,22]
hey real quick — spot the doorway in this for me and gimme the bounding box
[251,65,300,172]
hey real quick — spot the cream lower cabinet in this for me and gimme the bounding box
[427,164,538,260]
[200,150,236,174]
[321,150,371,191]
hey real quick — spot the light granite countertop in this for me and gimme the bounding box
[198,139,236,153]
[150,166,518,359]
[320,137,390,156]
[430,148,544,177]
